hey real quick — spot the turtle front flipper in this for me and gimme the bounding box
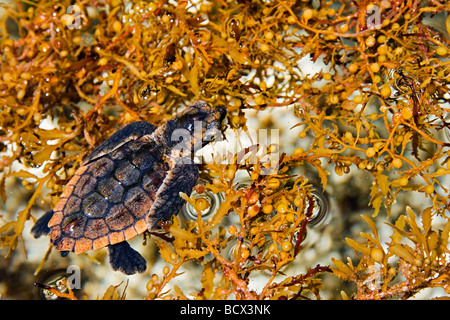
[83,121,157,165]
[146,163,199,231]
[31,210,54,238]
[108,241,147,275]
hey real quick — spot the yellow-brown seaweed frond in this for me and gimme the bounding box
[0,0,449,299]
[333,207,450,299]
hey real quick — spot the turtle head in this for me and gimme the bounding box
[165,100,226,153]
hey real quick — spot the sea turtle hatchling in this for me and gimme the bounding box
[32,101,226,275]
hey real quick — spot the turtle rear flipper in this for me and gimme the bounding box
[31,210,54,238]
[108,242,147,275]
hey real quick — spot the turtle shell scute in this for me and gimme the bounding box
[73,174,97,198]
[105,204,135,231]
[61,214,87,238]
[87,157,114,178]
[85,219,110,240]
[63,196,82,215]
[82,192,108,218]
[97,176,125,203]
[124,186,154,218]
[114,161,140,186]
